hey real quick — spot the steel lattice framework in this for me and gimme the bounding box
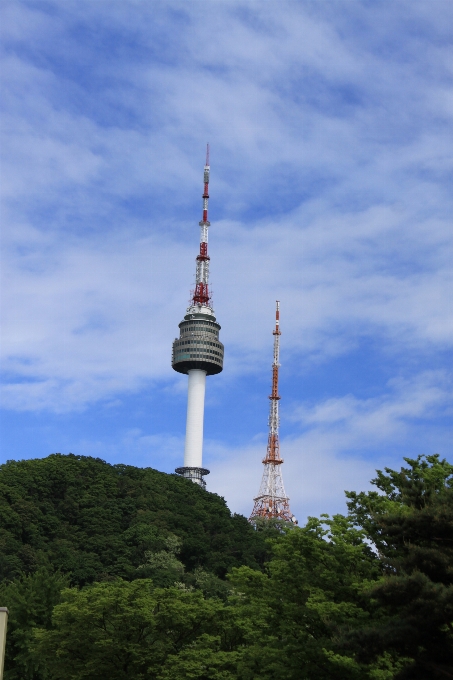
[193,144,211,307]
[249,302,297,524]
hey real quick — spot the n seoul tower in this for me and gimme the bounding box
[172,146,224,489]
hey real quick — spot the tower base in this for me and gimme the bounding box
[249,496,298,524]
[175,466,210,489]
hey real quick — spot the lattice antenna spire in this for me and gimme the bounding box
[249,302,297,524]
[267,300,281,463]
[191,144,211,307]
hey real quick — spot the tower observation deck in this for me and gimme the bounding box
[172,146,224,489]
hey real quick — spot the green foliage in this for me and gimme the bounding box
[182,568,233,602]
[249,516,298,535]
[33,579,239,680]
[0,567,69,679]
[346,454,453,551]
[0,454,269,585]
[158,634,240,679]
[344,455,453,678]
[1,452,451,679]
[229,515,382,679]
[137,535,185,587]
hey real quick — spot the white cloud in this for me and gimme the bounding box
[207,371,452,521]
[2,197,451,411]
[0,0,452,416]
[291,371,452,438]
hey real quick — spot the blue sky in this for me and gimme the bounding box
[1,0,452,522]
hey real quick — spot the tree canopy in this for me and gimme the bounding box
[344,455,453,678]
[0,453,268,585]
[0,453,451,679]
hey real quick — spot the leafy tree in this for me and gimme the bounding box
[158,634,240,680]
[182,567,233,602]
[229,515,383,679]
[2,453,451,679]
[0,567,69,680]
[0,454,269,585]
[137,535,185,587]
[33,579,240,680]
[345,455,453,678]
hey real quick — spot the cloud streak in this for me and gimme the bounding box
[1,1,451,506]
[208,370,452,521]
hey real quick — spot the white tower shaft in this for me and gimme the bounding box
[184,369,207,468]
[173,145,223,490]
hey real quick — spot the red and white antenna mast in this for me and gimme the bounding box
[249,302,297,523]
[192,144,211,307]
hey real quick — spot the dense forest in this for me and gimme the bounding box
[0,453,451,679]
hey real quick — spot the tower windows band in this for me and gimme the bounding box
[172,146,224,489]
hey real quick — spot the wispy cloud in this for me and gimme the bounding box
[1,1,451,498]
[2,196,450,410]
[208,371,452,520]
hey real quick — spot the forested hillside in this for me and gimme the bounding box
[0,453,451,680]
[0,454,268,585]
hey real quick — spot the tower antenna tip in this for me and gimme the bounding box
[205,143,210,166]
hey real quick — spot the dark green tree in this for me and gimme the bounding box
[2,453,451,679]
[345,455,453,679]
[228,515,393,679]
[0,454,269,586]
[0,567,69,680]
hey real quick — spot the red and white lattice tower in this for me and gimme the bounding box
[172,145,224,490]
[250,302,297,523]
